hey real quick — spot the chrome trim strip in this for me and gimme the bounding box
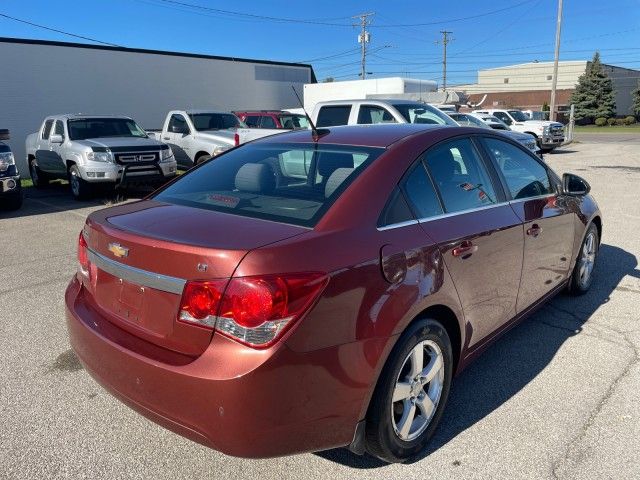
[418,201,510,224]
[376,219,420,231]
[88,249,186,294]
[508,193,556,205]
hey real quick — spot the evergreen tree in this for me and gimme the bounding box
[632,80,640,118]
[569,52,616,123]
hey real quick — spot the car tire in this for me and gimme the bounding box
[365,318,453,463]
[29,158,49,188]
[68,165,92,200]
[568,223,599,295]
[196,154,212,165]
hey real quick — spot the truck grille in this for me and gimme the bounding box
[115,151,159,164]
[551,125,564,135]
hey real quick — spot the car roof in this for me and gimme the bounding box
[315,99,430,106]
[235,110,288,115]
[52,114,134,120]
[182,109,233,115]
[255,123,454,148]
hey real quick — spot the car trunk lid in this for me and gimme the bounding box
[81,200,306,357]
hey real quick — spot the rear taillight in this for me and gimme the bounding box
[178,273,328,348]
[234,132,239,146]
[77,231,89,275]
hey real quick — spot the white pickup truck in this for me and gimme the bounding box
[147,110,283,169]
[472,109,564,152]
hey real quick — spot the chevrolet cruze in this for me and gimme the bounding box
[66,124,601,463]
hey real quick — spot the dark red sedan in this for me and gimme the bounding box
[66,124,601,463]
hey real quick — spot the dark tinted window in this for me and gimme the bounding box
[403,163,444,219]
[168,114,188,133]
[484,138,553,199]
[316,106,351,127]
[392,103,457,126]
[244,115,260,127]
[188,113,242,131]
[154,143,383,227]
[42,120,54,140]
[279,114,309,129]
[54,120,65,136]
[493,111,513,125]
[378,188,414,227]
[260,115,277,129]
[424,138,497,213]
[357,105,396,125]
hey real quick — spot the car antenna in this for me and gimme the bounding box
[291,86,326,141]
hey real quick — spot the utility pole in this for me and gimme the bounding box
[549,0,563,121]
[354,12,374,79]
[437,31,453,91]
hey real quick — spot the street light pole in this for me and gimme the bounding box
[549,0,563,121]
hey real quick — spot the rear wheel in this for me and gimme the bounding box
[69,165,92,200]
[365,318,452,463]
[29,158,49,188]
[568,223,599,295]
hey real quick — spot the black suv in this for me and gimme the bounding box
[0,129,23,210]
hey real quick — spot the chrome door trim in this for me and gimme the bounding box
[88,249,186,294]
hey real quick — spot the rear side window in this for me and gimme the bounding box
[483,137,553,199]
[42,120,54,140]
[402,163,444,219]
[424,138,497,213]
[378,187,414,227]
[154,143,383,227]
[316,106,351,127]
[357,105,396,125]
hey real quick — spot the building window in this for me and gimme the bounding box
[503,78,509,84]
[547,75,553,81]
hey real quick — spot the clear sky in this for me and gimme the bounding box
[1,0,638,86]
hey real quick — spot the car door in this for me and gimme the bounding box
[165,114,191,167]
[50,120,67,175]
[35,119,55,173]
[405,137,524,348]
[481,137,575,312]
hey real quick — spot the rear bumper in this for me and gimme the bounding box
[65,277,382,458]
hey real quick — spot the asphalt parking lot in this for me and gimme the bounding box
[1,136,639,479]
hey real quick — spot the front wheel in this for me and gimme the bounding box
[568,223,599,295]
[69,165,92,200]
[365,318,453,463]
[29,158,49,188]
[195,154,212,165]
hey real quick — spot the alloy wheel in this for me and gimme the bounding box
[578,231,597,288]
[391,340,445,442]
[70,172,80,197]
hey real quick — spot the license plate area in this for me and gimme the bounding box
[115,280,145,323]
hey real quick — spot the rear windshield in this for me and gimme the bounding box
[67,118,147,140]
[154,143,383,227]
[188,113,244,131]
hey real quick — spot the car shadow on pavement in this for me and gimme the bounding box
[316,243,639,468]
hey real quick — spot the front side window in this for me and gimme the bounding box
[54,120,65,136]
[168,114,188,133]
[67,118,147,140]
[493,112,513,125]
[402,163,444,219]
[424,138,497,213]
[316,106,351,127]
[483,138,553,199]
[357,105,397,125]
[42,119,54,140]
[154,143,383,227]
[508,110,529,122]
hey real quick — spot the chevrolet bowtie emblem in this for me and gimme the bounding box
[108,242,129,258]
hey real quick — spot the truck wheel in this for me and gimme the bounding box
[29,158,49,188]
[69,165,92,200]
[196,154,212,165]
[3,192,23,210]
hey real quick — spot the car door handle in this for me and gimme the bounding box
[527,224,543,237]
[452,241,478,258]
[163,136,171,140]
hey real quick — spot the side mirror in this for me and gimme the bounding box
[50,134,64,144]
[563,173,591,196]
[170,124,189,134]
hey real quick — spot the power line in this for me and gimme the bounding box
[436,31,453,91]
[354,12,374,78]
[0,12,121,46]
[296,48,361,64]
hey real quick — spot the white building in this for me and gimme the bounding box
[0,37,315,172]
